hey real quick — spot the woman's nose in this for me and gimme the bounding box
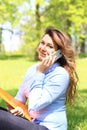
[41,44,47,50]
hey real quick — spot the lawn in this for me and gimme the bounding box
[0,56,87,130]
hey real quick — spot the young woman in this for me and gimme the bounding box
[0,26,78,130]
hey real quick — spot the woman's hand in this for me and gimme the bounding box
[10,106,24,117]
[37,55,56,73]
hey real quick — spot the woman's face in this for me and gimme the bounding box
[37,34,58,60]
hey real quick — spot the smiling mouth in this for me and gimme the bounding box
[40,52,46,57]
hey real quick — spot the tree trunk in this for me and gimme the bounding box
[35,2,41,60]
[35,3,41,38]
[0,28,2,53]
[80,37,85,53]
[80,42,85,53]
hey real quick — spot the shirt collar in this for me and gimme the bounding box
[45,62,60,74]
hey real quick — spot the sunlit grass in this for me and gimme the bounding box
[0,58,36,90]
[0,57,87,130]
[67,58,87,130]
[76,58,87,90]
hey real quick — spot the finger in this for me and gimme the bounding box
[42,55,51,65]
[52,55,57,63]
[10,107,24,117]
[10,109,17,115]
[15,107,24,116]
[45,55,53,66]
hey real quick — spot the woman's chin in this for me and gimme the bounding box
[38,56,44,60]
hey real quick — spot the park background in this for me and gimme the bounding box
[0,0,87,130]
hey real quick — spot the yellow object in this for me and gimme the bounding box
[0,87,32,122]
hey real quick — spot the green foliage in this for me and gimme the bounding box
[41,0,87,52]
[0,0,87,55]
[0,0,22,25]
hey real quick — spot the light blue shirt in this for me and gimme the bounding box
[15,62,69,130]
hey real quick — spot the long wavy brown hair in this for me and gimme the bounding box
[45,26,79,106]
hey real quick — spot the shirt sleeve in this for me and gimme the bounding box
[29,67,70,111]
[15,64,38,103]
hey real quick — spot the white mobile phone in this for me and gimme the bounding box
[51,50,62,61]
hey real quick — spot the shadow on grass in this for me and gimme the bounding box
[0,54,27,60]
[79,89,87,93]
[0,54,36,62]
[67,89,87,130]
[0,88,18,109]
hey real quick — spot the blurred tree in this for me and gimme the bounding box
[0,28,2,53]
[42,0,87,53]
[0,0,87,55]
[20,0,48,59]
[0,0,26,53]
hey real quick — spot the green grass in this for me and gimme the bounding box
[0,56,87,130]
[67,58,87,130]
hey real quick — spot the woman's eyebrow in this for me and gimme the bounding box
[42,39,53,45]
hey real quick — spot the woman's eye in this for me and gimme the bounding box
[47,44,53,48]
[40,42,53,49]
[48,45,53,48]
[40,41,44,45]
